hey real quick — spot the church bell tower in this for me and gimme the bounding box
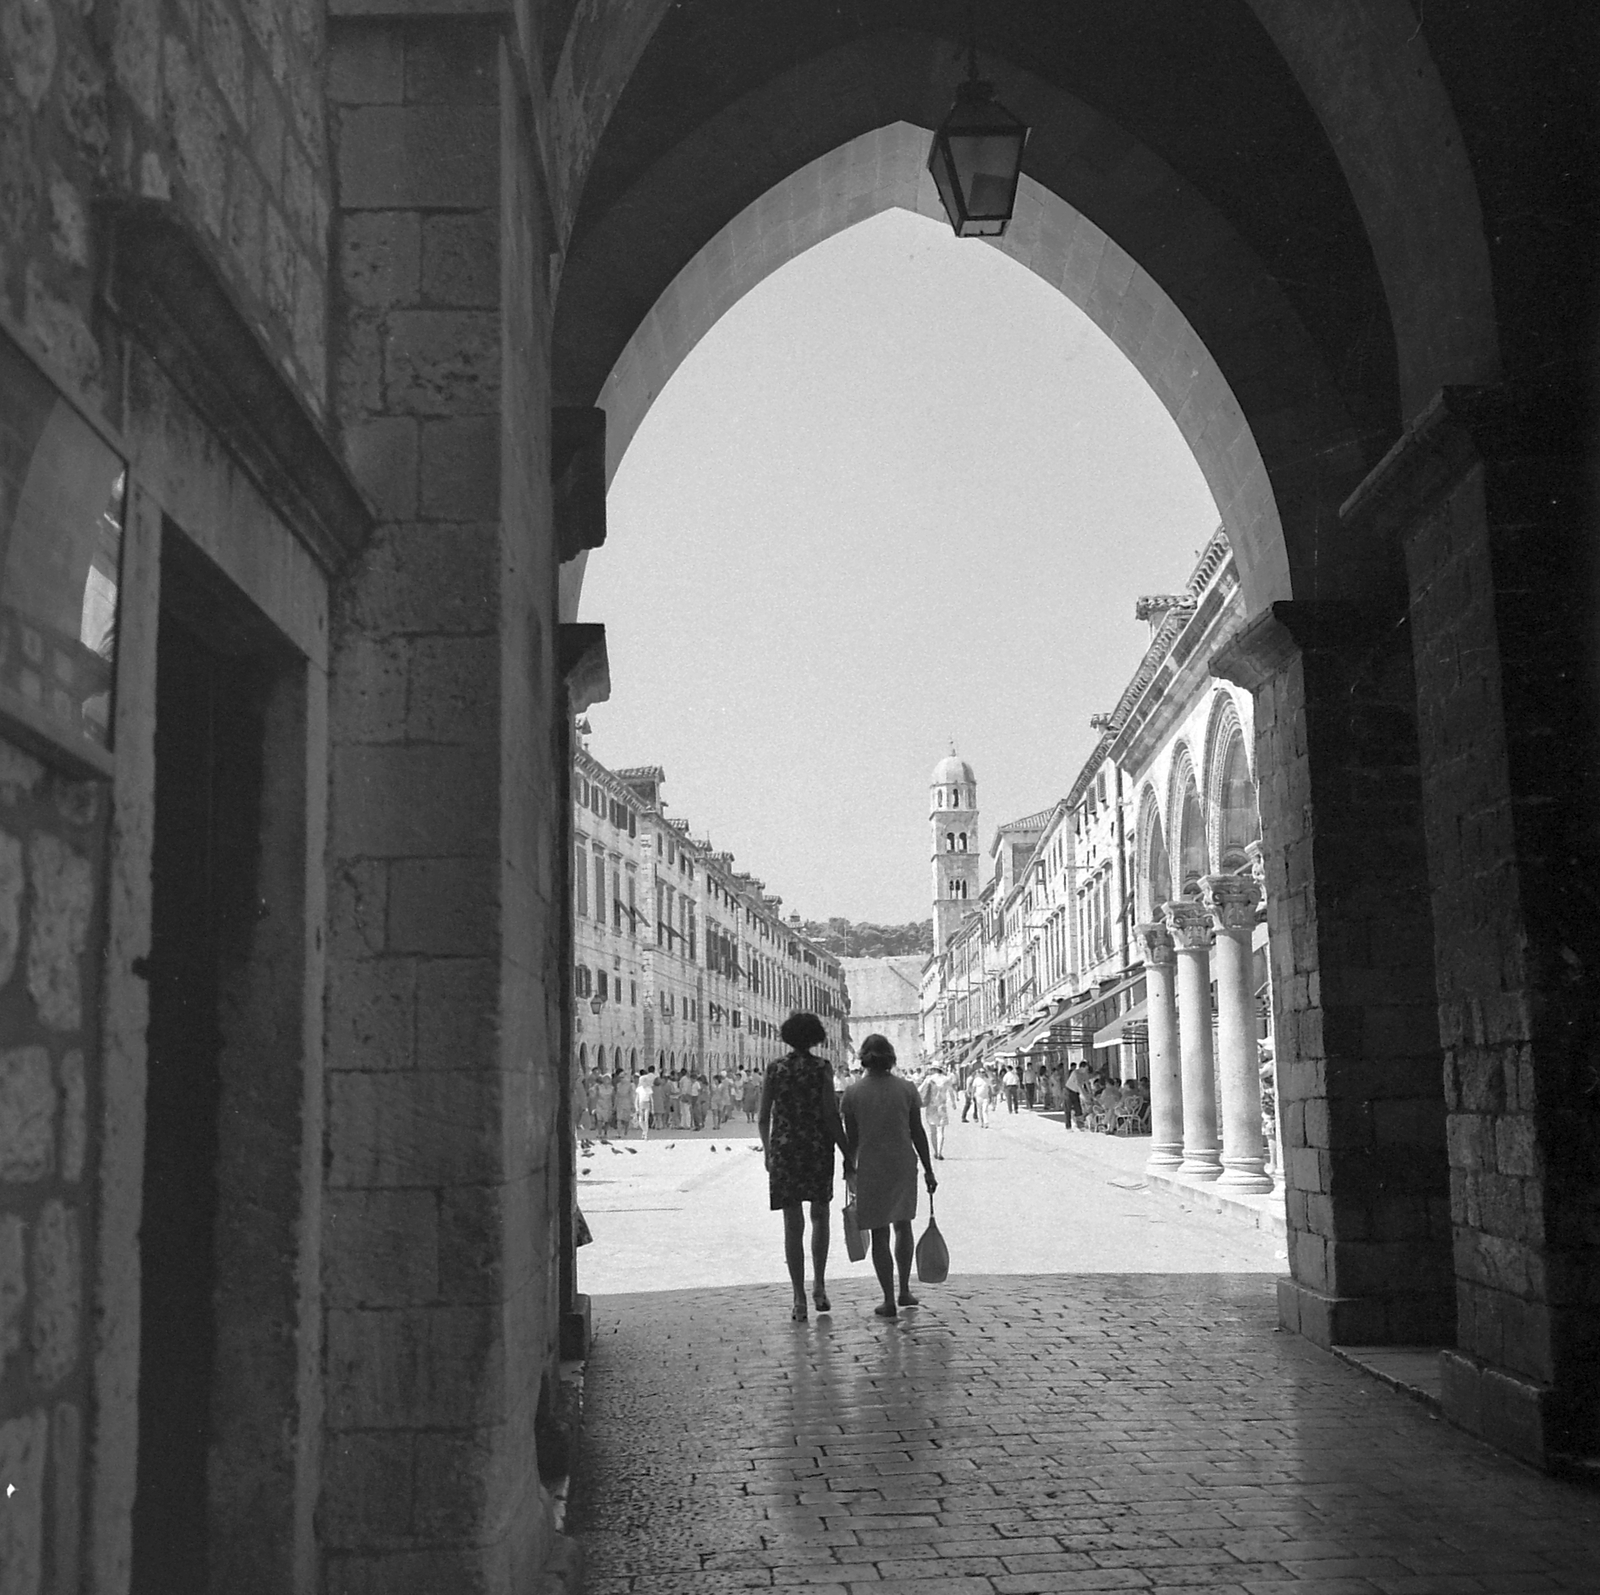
[930,749,980,951]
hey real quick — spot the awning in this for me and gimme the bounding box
[1092,998,1149,1048]
[1008,1001,1068,1053]
[1046,972,1145,1041]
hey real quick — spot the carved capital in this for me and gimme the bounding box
[1201,873,1261,932]
[1135,921,1176,968]
[1162,899,1213,951]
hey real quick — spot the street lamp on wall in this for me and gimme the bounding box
[589,995,605,1015]
[927,22,1030,238]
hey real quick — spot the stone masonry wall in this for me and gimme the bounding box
[1232,606,1454,1349]
[322,17,562,1588]
[0,0,329,420]
[1404,436,1600,1464]
[0,737,107,1595]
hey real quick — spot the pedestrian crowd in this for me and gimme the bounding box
[573,1061,763,1139]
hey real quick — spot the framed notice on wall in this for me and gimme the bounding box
[0,328,125,774]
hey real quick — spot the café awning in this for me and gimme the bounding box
[1092,998,1149,1048]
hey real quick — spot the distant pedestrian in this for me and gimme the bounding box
[632,1071,655,1138]
[1065,1061,1093,1130]
[1022,1058,1037,1109]
[970,1069,993,1128]
[1002,1063,1021,1113]
[742,1069,761,1123]
[842,1035,938,1320]
[760,1013,853,1321]
[919,1065,956,1160]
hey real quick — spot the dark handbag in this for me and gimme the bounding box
[915,1194,949,1284]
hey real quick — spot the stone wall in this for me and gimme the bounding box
[1219,603,1455,1349]
[0,0,330,418]
[0,737,106,1594]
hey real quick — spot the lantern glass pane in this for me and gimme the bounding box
[949,131,1023,219]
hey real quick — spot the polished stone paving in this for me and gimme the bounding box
[569,1275,1600,1593]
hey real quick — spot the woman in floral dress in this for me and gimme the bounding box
[759,1013,854,1320]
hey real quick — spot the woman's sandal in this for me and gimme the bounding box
[812,1290,831,1313]
[874,1303,898,1318]
[790,1299,807,1322]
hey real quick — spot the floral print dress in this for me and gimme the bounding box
[765,1050,837,1210]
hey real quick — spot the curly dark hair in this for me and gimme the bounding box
[858,1033,896,1072]
[779,1011,827,1050]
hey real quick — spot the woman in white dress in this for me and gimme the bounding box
[919,1066,956,1160]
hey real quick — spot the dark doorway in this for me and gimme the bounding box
[130,543,273,1595]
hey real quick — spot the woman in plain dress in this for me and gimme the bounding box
[842,1034,937,1319]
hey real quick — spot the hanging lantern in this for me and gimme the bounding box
[927,75,1030,238]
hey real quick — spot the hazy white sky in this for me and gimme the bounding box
[581,208,1218,925]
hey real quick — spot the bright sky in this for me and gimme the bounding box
[581,208,1218,926]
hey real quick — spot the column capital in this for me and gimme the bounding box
[1201,873,1262,932]
[1162,899,1213,951]
[1135,922,1176,968]
[1244,839,1266,891]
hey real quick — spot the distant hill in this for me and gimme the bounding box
[800,917,934,959]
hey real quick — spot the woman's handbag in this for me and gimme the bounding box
[841,1185,867,1263]
[915,1194,949,1284]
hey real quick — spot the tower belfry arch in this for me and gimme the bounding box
[930,751,980,950]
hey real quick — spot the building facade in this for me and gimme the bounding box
[839,955,924,1069]
[922,532,1276,1191]
[571,747,847,1086]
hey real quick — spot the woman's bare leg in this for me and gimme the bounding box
[895,1221,917,1306]
[809,1201,831,1310]
[870,1227,896,1316]
[783,1205,807,1318]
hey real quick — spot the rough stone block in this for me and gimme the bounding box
[327,1070,502,1188]
[384,310,499,416]
[343,417,419,522]
[337,106,498,211]
[415,958,500,1070]
[403,27,499,106]
[328,860,389,962]
[411,1421,531,1538]
[330,744,498,858]
[330,634,409,744]
[326,957,416,1071]
[419,415,500,521]
[50,1400,80,1594]
[1446,1113,1494,1171]
[29,1200,79,1388]
[0,1410,47,1592]
[0,1215,24,1374]
[321,1432,415,1545]
[328,28,405,105]
[325,1303,505,1429]
[56,1049,84,1184]
[421,213,498,307]
[1494,1113,1541,1179]
[1372,1096,1447,1146]
[404,635,499,744]
[0,827,22,986]
[339,211,421,307]
[26,835,90,1031]
[325,1190,439,1307]
[0,1047,55,1181]
[326,1540,512,1595]
[387,856,498,957]
[439,1182,532,1303]
[341,522,497,637]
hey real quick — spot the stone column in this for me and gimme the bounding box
[1202,875,1273,1192]
[1134,922,1183,1171]
[1164,901,1221,1180]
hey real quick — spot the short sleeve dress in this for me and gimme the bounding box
[765,1051,838,1209]
[842,1073,921,1230]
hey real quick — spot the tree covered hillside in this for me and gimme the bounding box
[800,918,934,959]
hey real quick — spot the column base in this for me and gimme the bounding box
[560,1294,592,1360]
[1279,1277,1456,1349]
[1145,1141,1184,1172]
[1177,1150,1221,1180]
[1218,1159,1274,1193]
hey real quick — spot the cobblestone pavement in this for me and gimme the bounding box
[569,1275,1600,1593]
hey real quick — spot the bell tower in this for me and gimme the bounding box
[930,748,980,950]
